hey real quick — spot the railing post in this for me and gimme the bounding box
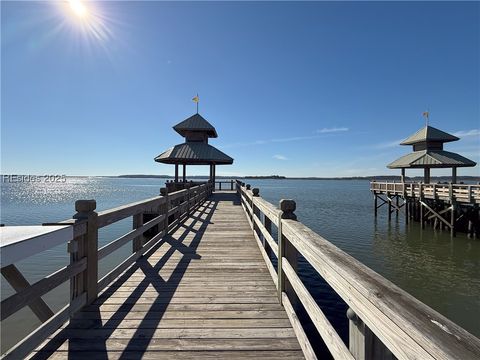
[231,179,234,191]
[73,200,98,305]
[160,187,169,233]
[252,188,260,238]
[419,183,424,228]
[132,212,144,252]
[347,308,395,359]
[278,199,297,305]
[186,183,191,217]
[264,215,273,258]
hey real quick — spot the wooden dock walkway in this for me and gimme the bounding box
[29,192,304,359]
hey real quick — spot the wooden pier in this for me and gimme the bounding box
[2,181,480,359]
[371,181,480,237]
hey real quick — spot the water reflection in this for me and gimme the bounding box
[372,217,480,335]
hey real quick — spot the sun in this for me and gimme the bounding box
[57,0,113,44]
[68,0,88,19]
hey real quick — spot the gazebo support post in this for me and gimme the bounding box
[424,168,430,184]
[452,167,457,184]
[183,164,186,183]
[175,164,179,182]
[400,168,405,183]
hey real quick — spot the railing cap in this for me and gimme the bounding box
[279,199,297,220]
[252,188,260,196]
[75,200,96,213]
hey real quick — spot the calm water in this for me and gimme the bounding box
[1,177,479,353]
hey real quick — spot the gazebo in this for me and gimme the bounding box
[154,113,233,190]
[387,125,476,183]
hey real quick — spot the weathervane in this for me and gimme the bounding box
[423,110,429,126]
[192,94,199,113]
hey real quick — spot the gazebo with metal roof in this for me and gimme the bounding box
[387,125,476,183]
[154,113,233,186]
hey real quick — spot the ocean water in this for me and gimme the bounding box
[1,177,479,354]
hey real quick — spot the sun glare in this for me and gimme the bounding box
[59,0,113,44]
[68,0,88,18]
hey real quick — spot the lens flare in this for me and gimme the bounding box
[60,0,113,44]
[68,0,88,18]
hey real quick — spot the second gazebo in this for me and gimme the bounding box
[155,113,233,191]
[387,125,476,183]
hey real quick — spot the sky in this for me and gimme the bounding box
[1,1,479,177]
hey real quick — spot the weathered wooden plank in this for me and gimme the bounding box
[31,350,304,360]
[99,285,277,292]
[82,303,284,312]
[49,327,297,339]
[65,318,292,329]
[34,338,301,352]
[94,297,281,305]
[73,310,288,320]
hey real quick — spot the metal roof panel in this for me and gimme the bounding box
[154,142,233,165]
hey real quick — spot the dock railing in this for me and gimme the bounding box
[214,179,235,191]
[237,180,480,359]
[370,181,480,203]
[0,182,213,360]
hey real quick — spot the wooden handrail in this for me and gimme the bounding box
[237,181,480,359]
[97,195,167,228]
[0,182,213,359]
[371,181,480,203]
[213,179,236,191]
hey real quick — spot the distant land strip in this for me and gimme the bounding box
[114,174,480,182]
[1,174,478,182]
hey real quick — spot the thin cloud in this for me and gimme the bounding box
[316,127,349,133]
[219,130,349,149]
[219,134,322,149]
[452,129,480,137]
[273,154,288,161]
[374,138,404,149]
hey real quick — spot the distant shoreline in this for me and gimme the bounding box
[112,174,480,182]
[1,174,478,182]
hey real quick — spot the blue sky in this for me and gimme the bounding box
[2,1,479,177]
